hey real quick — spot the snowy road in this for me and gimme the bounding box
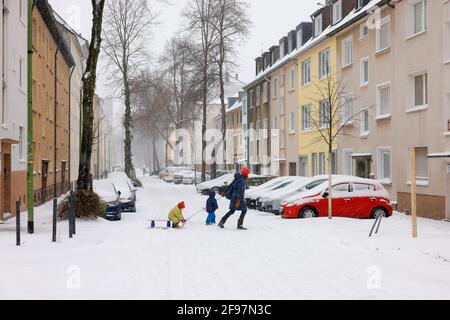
[1,176,450,300]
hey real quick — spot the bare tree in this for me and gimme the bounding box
[77,0,107,193]
[307,74,368,219]
[211,0,251,171]
[183,0,219,182]
[102,0,156,182]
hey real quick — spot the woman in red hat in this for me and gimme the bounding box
[219,167,250,230]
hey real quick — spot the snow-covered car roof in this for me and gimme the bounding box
[93,179,118,202]
[245,176,297,198]
[247,176,307,200]
[259,177,313,201]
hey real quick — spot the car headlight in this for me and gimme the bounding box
[285,202,295,207]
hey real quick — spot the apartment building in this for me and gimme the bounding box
[55,11,89,188]
[0,0,28,219]
[32,0,75,204]
[225,92,245,170]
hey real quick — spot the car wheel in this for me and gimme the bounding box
[371,207,388,219]
[300,207,318,219]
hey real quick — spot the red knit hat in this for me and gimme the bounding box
[241,167,250,176]
[178,202,185,209]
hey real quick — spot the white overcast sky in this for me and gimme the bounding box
[49,0,319,96]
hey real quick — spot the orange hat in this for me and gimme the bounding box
[241,167,250,176]
[178,202,185,209]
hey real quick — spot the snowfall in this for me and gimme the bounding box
[1,176,450,300]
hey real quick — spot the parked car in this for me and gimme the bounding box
[93,179,121,221]
[280,177,393,219]
[245,176,293,200]
[181,171,210,185]
[111,178,137,212]
[161,167,194,183]
[197,173,235,195]
[260,175,351,214]
[246,177,304,209]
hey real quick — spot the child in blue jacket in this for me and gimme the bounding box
[206,191,219,225]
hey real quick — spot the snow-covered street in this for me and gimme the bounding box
[1,176,450,300]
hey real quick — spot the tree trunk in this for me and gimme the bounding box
[328,145,333,220]
[77,0,106,192]
[201,67,207,182]
[123,72,135,180]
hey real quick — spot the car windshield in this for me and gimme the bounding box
[93,180,117,197]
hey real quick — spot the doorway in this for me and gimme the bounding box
[41,160,49,204]
[2,152,11,215]
[298,156,308,176]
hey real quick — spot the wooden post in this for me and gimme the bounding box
[410,147,418,238]
[16,201,21,246]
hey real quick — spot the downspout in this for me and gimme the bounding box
[27,0,36,234]
[68,66,74,191]
[54,41,61,199]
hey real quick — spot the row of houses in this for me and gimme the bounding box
[225,0,450,220]
[0,0,113,220]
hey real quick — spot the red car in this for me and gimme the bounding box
[280,178,393,219]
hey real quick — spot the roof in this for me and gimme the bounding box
[34,0,75,67]
[244,0,385,90]
[226,99,243,114]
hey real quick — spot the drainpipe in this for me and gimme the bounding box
[54,42,61,199]
[27,0,36,234]
[68,66,74,191]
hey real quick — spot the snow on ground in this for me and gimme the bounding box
[1,176,450,300]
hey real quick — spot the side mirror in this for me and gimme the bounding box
[322,192,329,198]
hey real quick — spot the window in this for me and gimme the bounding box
[256,120,260,140]
[377,82,391,117]
[302,59,311,85]
[344,150,354,175]
[314,14,323,36]
[319,153,326,175]
[19,57,24,89]
[361,109,370,135]
[360,57,369,86]
[19,126,24,160]
[312,153,318,176]
[413,73,427,108]
[319,100,330,128]
[256,86,260,106]
[360,21,369,40]
[302,105,312,131]
[272,117,278,136]
[263,118,269,139]
[319,48,330,78]
[376,16,391,52]
[263,82,269,103]
[333,0,342,24]
[411,0,427,35]
[280,42,285,57]
[289,69,296,90]
[279,97,285,115]
[341,96,353,125]
[378,148,392,181]
[342,36,353,67]
[272,78,278,98]
[356,0,365,10]
[297,29,303,48]
[249,90,254,108]
[415,147,429,182]
[249,122,254,142]
[288,112,295,134]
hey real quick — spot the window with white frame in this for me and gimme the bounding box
[256,86,260,106]
[342,36,353,67]
[377,82,391,117]
[319,100,330,128]
[361,108,370,135]
[344,150,354,175]
[297,29,303,48]
[280,42,285,57]
[302,59,311,85]
[289,69,296,90]
[356,0,365,10]
[360,57,369,86]
[413,72,427,108]
[341,96,353,125]
[319,48,330,79]
[272,117,279,136]
[272,78,278,98]
[319,153,326,175]
[279,97,285,115]
[315,14,323,36]
[376,16,391,52]
[415,147,429,182]
[410,0,427,35]
[333,0,342,24]
[312,153,318,176]
[360,21,369,40]
[302,105,312,131]
[445,20,450,62]
[288,112,295,134]
[263,118,269,139]
[378,148,392,181]
[263,82,269,103]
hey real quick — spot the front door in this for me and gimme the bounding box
[2,152,11,215]
[299,156,308,176]
[41,161,49,204]
[355,157,371,179]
